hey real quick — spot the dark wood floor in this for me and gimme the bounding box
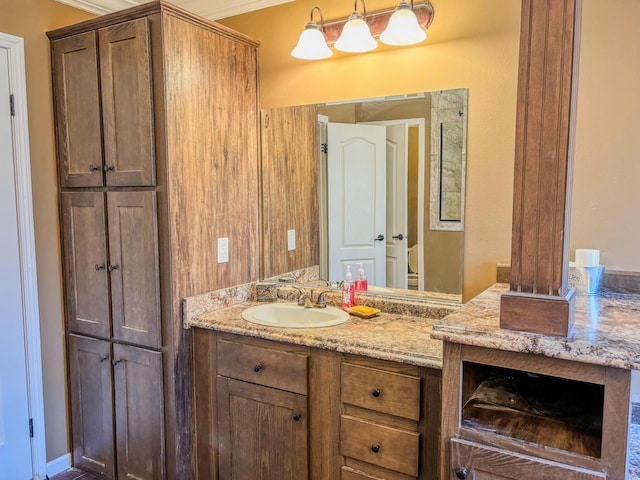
[49,468,102,480]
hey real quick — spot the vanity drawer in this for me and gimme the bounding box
[341,363,421,420]
[340,415,420,477]
[217,339,308,395]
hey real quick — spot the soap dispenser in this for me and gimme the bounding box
[355,263,368,291]
[341,265,355,311]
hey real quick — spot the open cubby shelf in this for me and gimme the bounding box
[461,362,605,458]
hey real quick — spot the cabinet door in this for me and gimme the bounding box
[113,343,165,480]
[450,438,606,480]
[217,377,308,480]
[52,32,104,187]
[68,335,114,479]
[61,192,110,338]
[107,191,160,347]
[99,18,155,186]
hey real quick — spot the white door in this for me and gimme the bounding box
[327,123,386,286]
[0,47,33,479]
[384,124,408,289]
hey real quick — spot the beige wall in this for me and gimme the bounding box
[221,0,521,300]
[0,0,94,461]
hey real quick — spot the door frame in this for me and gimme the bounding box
[0,31,47,478]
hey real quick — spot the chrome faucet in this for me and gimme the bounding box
[297,290,327,308]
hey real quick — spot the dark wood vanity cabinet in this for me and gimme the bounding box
[193,330,442,480]
[50,3,260,478]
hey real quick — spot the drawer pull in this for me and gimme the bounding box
[455,467,468,479]
[253,364,263,373]
[292,413,302,422]
[371,388,381,397]
[370,443,381,453]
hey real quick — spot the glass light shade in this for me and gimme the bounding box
[380,3,427,46]
[291,24,333,60]
[334,14,378,53]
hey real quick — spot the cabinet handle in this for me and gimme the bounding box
[112,359,121,366]
[108,264,120,272]
[104,165,114,172]
[455,467,468,479]
[292,413,302,422]
[253,364,263,373]
[88,164,101,172]
[98,355,108,363]
[370,444,380,453]
[95,264,105,271]
[371,388,381,398]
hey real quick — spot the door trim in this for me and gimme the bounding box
[0,31,47,479]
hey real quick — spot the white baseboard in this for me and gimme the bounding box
[46,453,70,477]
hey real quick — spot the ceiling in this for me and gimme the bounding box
[55,0,294,20]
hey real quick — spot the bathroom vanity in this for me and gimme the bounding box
[185,295,452,480]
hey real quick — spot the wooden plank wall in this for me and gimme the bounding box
[260,106,320,278]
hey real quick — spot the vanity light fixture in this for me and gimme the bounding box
[379,0,427,46]
[291,6,333,60]
[334,0,377,53]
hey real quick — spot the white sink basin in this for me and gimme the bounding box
[241,303,349,328]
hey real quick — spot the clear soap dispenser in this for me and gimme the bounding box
[341,265,355,310]
[355,263,368,291]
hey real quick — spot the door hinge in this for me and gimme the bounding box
[320,143,328,154]
[29,418,34,437]
[9,94,15,116]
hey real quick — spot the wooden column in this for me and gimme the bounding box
[500,0,582,336]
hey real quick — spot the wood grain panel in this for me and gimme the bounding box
[217,377,308,480]
[68,334,114,479]
[341,363,421,420]
[107,191,161,347]
[51,32,103,187]
[60,192,110,338]
[450,438,605,480]
[113,343,165,480]
[99,18,155,186]
[261,106,319,278]
[420,367,442,480]
[503,0,582,334]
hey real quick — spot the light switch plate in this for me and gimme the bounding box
[287,229,296,251]
[217,237,229,263]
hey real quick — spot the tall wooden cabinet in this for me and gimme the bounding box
[48,2,260,478]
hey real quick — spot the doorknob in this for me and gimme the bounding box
[392,234,404,240]
[373,234,384,241]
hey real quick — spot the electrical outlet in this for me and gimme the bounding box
[217,237,229,263]
[287,229,296,251]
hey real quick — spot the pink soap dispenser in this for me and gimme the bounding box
[355,263,368,291]
[341,265,355,310]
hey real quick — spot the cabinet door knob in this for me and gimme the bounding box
[112,359,121,366]
[253,364,263,373]
[108,264,119,272]
[292,413,302,422]
[89,164,101,172]
[455,467,468,479]
[98,355,108,363]
[95,264,105,271]
[104,165,114,172]
[371,388,381,397]
[370,444,380,453]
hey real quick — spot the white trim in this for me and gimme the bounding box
[46,453,71,477]
[0,32,47,480]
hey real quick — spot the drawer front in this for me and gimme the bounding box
[340,415,419,477]
[217,339,308,394]
[341,363,421,420]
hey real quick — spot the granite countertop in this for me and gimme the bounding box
[431,283,640,370]
[186,301,444,369]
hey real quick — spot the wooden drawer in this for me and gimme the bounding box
[450,438,606,480]
[341,363,421,420]
[217,338,308,395]
[341,466,384,479]
[340,415,420,476]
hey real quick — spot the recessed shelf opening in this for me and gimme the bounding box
[461,362,604,458]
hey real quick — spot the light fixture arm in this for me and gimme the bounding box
[309,5,325,30]
[353,0,368,21]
